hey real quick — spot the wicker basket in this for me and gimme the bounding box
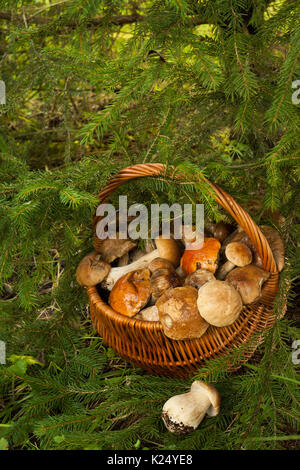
[87,163,282,378]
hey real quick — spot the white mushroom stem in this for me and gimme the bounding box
[102,236,181,291]
[102,249,160,290]
[217,242,252,280]
[216,260,235,280]
[162,381,220,434]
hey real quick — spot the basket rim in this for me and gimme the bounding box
[89,163,281,340]
[94,163,278,273]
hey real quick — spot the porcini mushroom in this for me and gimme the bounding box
[156,286,209,340]
[180,237,221,275]
[76,252,111,287]
[259,225,285,272]
[211,221,235,243]
[135,305,159,322]
[222,225,248,247]
[151,267,182,301]
[162,380,221,434]
[226,265,270,304]
[102,236,181,290]
[184,269,215,290]
[148,257,175,273]
[197,280,243,327]
[222,225,285,273]
[217,241,252,280]
[109,268,151,317]
[95,232,137,263]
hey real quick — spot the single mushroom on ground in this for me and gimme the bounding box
[226,265,270,304]
[156,286,209,340]
[180,237,221,275]
[216,241,252,280]
[109,268,151,317]
[184,269,215,290]
[135,305,159,322]
[102,236,181,291]
[162,380,221,434]
[197,280,243,327]
[95,232,137,263]
[76,252,111,287]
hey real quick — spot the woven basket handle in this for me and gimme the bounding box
[95,163,278,273]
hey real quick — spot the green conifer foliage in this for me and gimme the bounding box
[0,0,299,450]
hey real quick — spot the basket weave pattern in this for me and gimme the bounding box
[87,164,280,378]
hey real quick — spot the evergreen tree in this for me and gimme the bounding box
[0,0,299,450]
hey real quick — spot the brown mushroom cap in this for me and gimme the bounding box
[96,232,137,263]
[226,265,270,304]
[76,252,111,287]
[155,236,181,268]
[109,268,151,317]
[197,280,243,327]
[225,242,252,267]
[259,225,285,272]
[156,286,209,340]
[184,269,215,290]
[222,225,285,272]
[212,221,235,243]
[222,227,253,250]
[151,268,182,300]
[148,257,175,273]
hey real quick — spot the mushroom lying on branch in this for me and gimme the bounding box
[162,380,221,434]
[102,236,181,291]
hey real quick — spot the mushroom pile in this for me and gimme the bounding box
[76,221,284,340]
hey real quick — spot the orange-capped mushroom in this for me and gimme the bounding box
[109,268,151,317]
[180,238,221,275]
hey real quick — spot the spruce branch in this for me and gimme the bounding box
[0,11,210,28]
